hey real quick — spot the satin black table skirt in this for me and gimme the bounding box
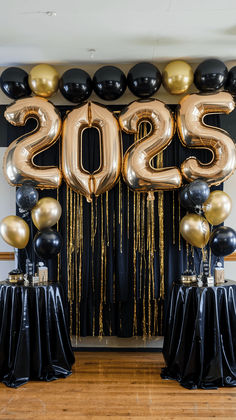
[161,280,236,389]
[0,282,75,388]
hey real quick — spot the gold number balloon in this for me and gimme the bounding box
[180,214,210,248]
[3,97,62,189]
[177,92,236,186]
[119,99,182,197]
[31,197,62,230]
[0,215,30,249]
[62,102,122,202]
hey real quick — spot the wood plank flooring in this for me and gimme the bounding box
[0,352,236,419]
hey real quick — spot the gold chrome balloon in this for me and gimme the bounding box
[29,64,59,98]
[62,101,122,202]
[180,214,210,248]
[3,97,62,189]
[162,60,193,95]
[177,92,236,186]
[119,99,182,194]
[31,197,62,230]
[0,216,30,249]
[203,191,232,225]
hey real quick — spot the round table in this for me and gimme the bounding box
[161,280,236,389]
[0,281,75,388]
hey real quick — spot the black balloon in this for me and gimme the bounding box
[59,68,92,103]
[93,66,127,100]
[0,67,31,99]
[16,182,39,210]
[188,180,210,205]
[179,185,193,208]
[194,59,228,92]
[127,62,162,98]
[209,226,236,257]
[226,66,236,95]
[33,228,62,259]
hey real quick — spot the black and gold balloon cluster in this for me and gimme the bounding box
[0,59,236,102]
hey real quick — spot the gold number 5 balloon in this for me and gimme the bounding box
[119,99,182,197]
[177,92,236,186]
[62,102,122,202]
[3,97,62,189]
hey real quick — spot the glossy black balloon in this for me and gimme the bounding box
[179,185,193,208]
[59,68,92,103]
[209,226,236,257]
[0,67,31,99]
[127,62,162,98]
[226,66,236,95]
[33,228,62,259]
[16,182,39,210]
[194,59,228,92]
[188,180,210,205]
[93,66,127,100]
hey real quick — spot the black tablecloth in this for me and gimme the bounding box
[0,282,75,388]
[161,280,236,389]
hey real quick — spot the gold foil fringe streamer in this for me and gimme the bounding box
[99,195,104,338]
[172,191,175,245]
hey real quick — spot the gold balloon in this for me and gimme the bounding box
[62,101,122,202]
[119,99,182,195]
[0,216,30,249]
[180,214,210,248]
[177,92,236,186]
[162,60,193,95]
[31,197,62,230]
[29,64,59,97]
[203,191,232,226]
[3,97,62,189]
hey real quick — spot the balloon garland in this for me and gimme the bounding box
[0,58,235,101]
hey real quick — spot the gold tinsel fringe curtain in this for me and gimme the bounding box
[62,121,182,339]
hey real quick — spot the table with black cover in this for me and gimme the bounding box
[161,280,236,389]
[0,281,75,388]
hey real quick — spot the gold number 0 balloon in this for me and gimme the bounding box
[3,97,62,188]
[177,92,236,186]
[62,102,122,202]
[119,99,182,197]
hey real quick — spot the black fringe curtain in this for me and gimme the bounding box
[0,104,226,338]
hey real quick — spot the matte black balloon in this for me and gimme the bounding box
[188,180,210,206]
[127,62,162,98]
[93,66,127,100]
[0,67,31,99]
[33,228,62,259]
[226,66,236,95]
[59,68,92,103]
[16,182,39,210]
[179,185,193,208]
[194,59,228,92]
[209,226,236,257]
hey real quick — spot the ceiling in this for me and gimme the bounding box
[1,0,236,65]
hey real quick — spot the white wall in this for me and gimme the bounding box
[0,148,16,278]
[224,173,236,279]
[0,63,235,280]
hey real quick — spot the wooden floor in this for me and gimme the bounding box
[0,352,236,419]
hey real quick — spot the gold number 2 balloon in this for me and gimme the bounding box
[3,97,62,188]
[177,92,236,186]
[119,99,182,197]
[62,102,122,202]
